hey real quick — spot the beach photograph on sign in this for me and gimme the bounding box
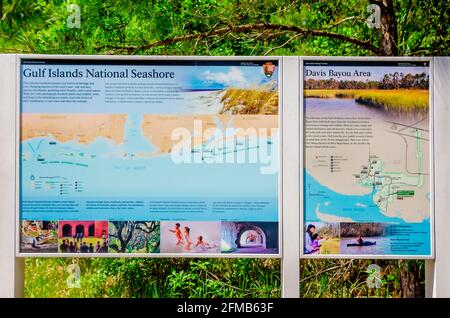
[19,59,280,256]
[303,60,432,257]
[161,221,221,254]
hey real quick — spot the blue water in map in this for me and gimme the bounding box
[304,97,431,255]
[304,170,407,223]
[21,113,279,222]
[305,168,430,256]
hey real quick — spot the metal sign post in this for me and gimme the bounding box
[281,57,300,298]
[0,54,24,298]
[426,57,450,298]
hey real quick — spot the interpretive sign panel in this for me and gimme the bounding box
[302,59,433,258]
[18,57,281,256]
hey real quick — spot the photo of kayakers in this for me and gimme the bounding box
[304,222,340,255]
[340,223,390,255]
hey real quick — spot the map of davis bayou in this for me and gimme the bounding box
[304,66,430,226]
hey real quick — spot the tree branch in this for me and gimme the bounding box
[135,221,157,234]
[264,32,304,55]
[99,23,381,55]
[323,16,363,30]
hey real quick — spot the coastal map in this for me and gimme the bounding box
[303,61,431,256]
[20,60,280,255]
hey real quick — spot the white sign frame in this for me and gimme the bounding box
[299,56,435,260]
[14,55,284,259]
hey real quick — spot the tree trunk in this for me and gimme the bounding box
[373,0,398,56]
[370,0,421,298]
[399,260,422,298]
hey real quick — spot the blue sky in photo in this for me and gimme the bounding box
[21,63,279,113]
[186,65,279,90]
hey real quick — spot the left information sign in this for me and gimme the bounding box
[19,58,280,256]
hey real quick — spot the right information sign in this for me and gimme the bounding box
[303,60,432,257]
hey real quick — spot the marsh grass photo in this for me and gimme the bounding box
[304,89,429,113]
[304,71,429,113]
[220,86,279,115]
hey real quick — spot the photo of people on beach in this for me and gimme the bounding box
[304,222,340,255]
[160,221,221,254]
[58,221,109,253]
[340,223,390,255]
[21,220,58,253]
[221,222,278,254]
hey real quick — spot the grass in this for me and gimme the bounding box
[304,89,429,113]
[25,258,281,298]
[300,259,425,298]
[220,88,278,115]
[25,258,99,298]
[320,238,340,255]
[24,258,425,298]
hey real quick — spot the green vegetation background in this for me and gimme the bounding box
[24,258,424,298]
[2,0,446,298]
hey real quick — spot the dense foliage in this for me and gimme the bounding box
[0,0,448,56]
[25,258,281,298]
[2,0,445,298]
[24,258,425,298]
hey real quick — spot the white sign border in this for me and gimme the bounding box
[299,56,435,260]
[15,54,284,259]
